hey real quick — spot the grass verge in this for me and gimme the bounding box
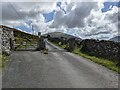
[72,48,120,73]
[0,54,8,71]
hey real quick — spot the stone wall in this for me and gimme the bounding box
[0,25,14,55]
[0,28,2,54]
[80,39,120,62]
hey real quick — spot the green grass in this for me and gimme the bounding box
[72,48,120,73]
[49,40,120,73]
[51,41,66,49]
[0,54,8,71]
[61,45,66,49]
[0,55,2,69]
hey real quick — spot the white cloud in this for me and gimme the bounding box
[83,5,119,40]
[31,15,47,33]
[2,2,56,21]
[1,2,57,34]
[1,0,99,2]
[50,2,98,28]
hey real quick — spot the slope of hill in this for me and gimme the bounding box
[45,32,82,41]
[109,36,120,42]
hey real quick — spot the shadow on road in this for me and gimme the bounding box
[48,49,67,52]
[14,49,67,53]
[14,49,36,51]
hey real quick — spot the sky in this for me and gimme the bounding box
[1,0,120,40]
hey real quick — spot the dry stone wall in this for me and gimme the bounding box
[0,28,2,54]
[80,39,120,63]
[0,26,14,55]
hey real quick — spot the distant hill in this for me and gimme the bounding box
[44,32,82,41]
[109,36,120,42]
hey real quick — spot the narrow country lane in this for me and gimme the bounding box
[2,41,119,88]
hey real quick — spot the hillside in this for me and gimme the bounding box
[109,36,120,42]
[45,32,82,41]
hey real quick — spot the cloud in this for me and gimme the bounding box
[50,2,98,28]
[2,0,98,2]
[2,2,56,25]
[83,5,119,39]
[1,2,57,34]
[106,6,120,31]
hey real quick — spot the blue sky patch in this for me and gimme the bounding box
[15,25,32,33]
[43,10,55,23]
[101,2,120,12]
[26,20,32,26]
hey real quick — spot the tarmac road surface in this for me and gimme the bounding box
[2,41,119,88]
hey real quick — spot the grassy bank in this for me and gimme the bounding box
[0,54,8,71]
[50,41,120,73]
[72,48,120,73]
